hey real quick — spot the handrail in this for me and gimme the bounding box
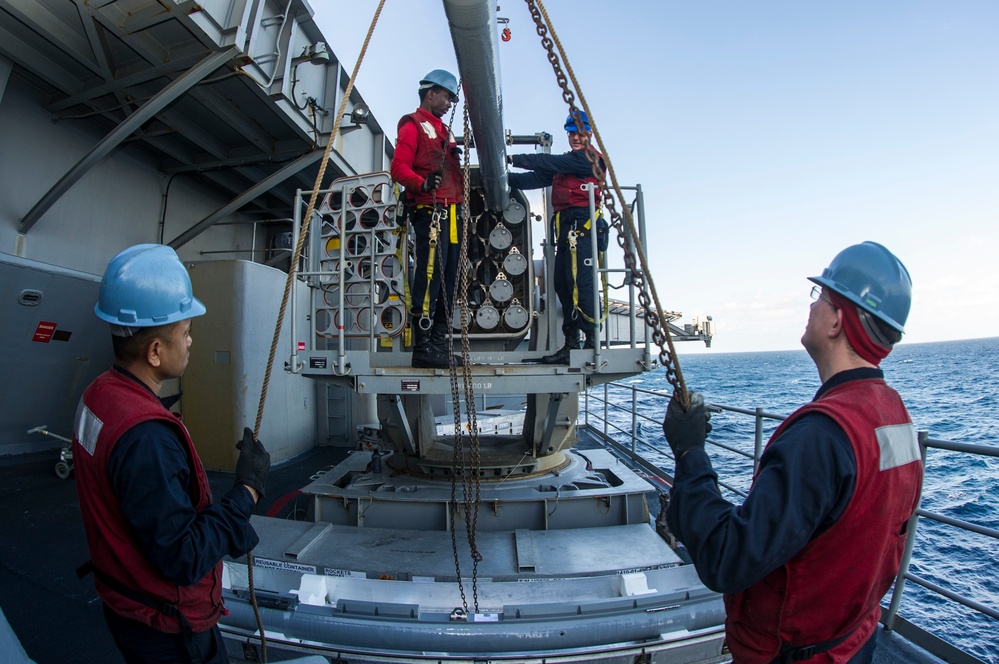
[581,381,998,652]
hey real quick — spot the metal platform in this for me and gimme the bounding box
[297,346,652,394]
[220,448,727,662]
[300,448,654,532]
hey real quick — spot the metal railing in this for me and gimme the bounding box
[581,381,998,651]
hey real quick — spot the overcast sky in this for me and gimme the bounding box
[312,1,999,354]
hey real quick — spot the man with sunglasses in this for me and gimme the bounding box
[662,242,922,663]
[391,69,465,369]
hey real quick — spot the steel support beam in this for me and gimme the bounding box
[18,46,238,234]
[46,50,215,113]
[0,55,11,106]
[167,147,355,249]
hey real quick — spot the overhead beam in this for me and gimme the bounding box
[168,146,357,249]
[162,147,314,174]
[169,150,325,249]
[47,50,215,113]
[18,46,238,234]
[0,0,103,77]
[0,22,90,93]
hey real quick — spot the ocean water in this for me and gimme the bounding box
[595,337,999,663]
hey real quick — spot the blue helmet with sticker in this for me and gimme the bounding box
[419,69,459,97]
[808,241,911,332]
[564,110,591,133]
[95,244,206,328]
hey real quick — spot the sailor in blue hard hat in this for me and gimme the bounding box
[391,70,466,368]
[563,109,591,134]
[661,241,921,662]
[507,108,607,364]
[74,244,269,663]
[804,240,911,366]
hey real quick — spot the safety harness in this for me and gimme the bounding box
[409,203,459,330]
[556,209,609,325]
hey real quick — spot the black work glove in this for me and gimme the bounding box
[662,391,711,460]
[235,427,270,498]
[421,172,443,192]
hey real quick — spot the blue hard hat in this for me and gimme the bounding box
[564,110,591,133]
[419,69,458,97]
[808,241,911,332]
[95,244,206,327]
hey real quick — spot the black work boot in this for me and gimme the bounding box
[541,331,582,365]
[412,323,449,369]
[429,319,464,366]
[582,328,597,350]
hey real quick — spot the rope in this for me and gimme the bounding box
[528,0,689,406]
[246,2,387,660]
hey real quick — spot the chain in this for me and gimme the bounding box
[442,98,482,617]
[439,106,469,619]
[523,0,688,403]
[458,101,482,612]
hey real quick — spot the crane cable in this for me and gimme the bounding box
[524,0,689,407]
[246,2,387,660]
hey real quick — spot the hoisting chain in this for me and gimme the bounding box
[432,92,482,616]
[246,2,387,660]
[457,100,482,610]
[446,102,483,615]
[524,0,689,406]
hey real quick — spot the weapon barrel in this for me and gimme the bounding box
[442,0,510,213]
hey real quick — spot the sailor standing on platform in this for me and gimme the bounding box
[391,69,466,369]
[508,111,607,364]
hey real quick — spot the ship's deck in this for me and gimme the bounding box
[0,436,950,664]
[0,445,349,663]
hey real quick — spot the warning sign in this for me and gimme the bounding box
[32,321,57,343]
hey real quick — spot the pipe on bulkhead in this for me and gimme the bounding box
[441,0,510,213]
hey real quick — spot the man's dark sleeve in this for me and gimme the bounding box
[665,413,856,594]
[108,420,260,586]
[507,170,553,191]
[511,150,596,177]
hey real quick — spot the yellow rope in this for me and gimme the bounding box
[255,0,387,434]
[247,3,387,660]
[534,0,688,405]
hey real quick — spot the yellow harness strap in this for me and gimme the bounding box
[396,224,412,312]
[568,228,609,326]
[421,211,441,320]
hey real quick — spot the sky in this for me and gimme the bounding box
[312,1,999,354]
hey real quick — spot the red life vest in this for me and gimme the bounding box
[724,378,922,663]
[551,149,603,211]
[397,111,464,206]
[73,369,223,634]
